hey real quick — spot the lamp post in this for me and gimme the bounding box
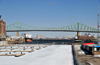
[0,15,1,19]
[97,6,100,44]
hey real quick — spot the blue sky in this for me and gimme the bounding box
[0,0,100,38]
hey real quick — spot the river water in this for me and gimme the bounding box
[24,39,73,44]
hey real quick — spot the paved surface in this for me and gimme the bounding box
[75,45,100,65]
[0,45,73,65]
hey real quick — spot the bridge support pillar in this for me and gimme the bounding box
[77,31,80,36]
[16,31,19,37]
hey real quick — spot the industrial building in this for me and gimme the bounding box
[0,15,6,41]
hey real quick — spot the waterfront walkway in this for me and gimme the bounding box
[0,45,73,65]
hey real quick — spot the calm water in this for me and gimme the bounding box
[24,39,73,44]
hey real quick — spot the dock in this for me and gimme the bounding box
[0,44,51,57]
[0,44,73,65]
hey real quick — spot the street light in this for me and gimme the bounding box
[0,15,1,19]
[97,6,100,44]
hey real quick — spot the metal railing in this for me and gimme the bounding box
[72,44,83,65]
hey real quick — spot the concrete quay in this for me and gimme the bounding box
[72,43,100,65]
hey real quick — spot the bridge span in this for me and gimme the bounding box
[6,22,99,37]
[6,30,100,33]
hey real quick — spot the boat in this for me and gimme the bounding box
[24,33,32,42]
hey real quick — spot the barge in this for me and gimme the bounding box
[73,42,100,65]
[81,43,100,55]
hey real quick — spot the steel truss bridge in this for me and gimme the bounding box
[6,22,99,36]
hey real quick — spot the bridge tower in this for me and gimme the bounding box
[77,31,80,36]
[77,22,80,36]
[16,31,19,37]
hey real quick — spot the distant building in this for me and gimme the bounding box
[85,33,91,37]
[67,36,70,39]
[62,37,68,39]
[93,34,97,39]
[0,16,6,41]
[6,36,20,41]
[36,34,46,39]
[36,34,41,39]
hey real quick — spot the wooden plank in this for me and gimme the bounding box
[15,53,25,57]
[0,53,7,56]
